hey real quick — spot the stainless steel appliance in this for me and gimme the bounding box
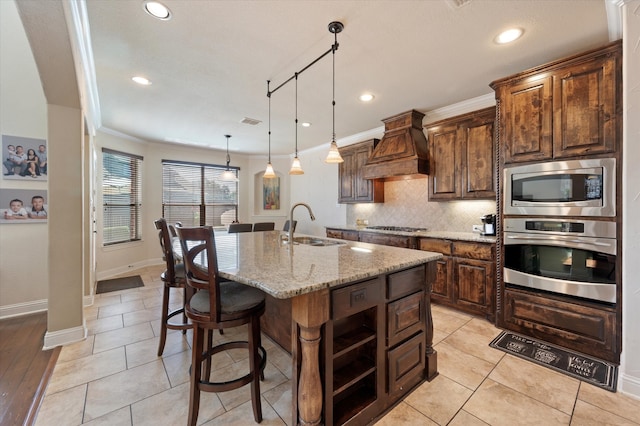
[503,218,617,303]
[480,214,496,236]
[503,158,616,217]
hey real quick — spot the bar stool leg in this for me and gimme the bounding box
[188,325,204,426]
[157,283,171,356]
[249,317,263,423]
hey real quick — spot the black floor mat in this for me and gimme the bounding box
[490,331,617,391]
[96,275,144,294]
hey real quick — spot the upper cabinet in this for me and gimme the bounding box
[491,40,622,164]
[425,107,496,200]
[338,139,384,203]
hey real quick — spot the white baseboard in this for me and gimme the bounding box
[618,371,640,400]
[0,299,47,319]
[43,321,87,350]
[95,258,161,281]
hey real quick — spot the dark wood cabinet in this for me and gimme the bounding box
[324,265,429,425]
[359,232,417,249]
[491,40,621,164]
[326,228,359,241]
[419,238,495,319]
[338,140,384,203]
[425,107,496,200]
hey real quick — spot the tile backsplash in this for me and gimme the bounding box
[347,178,497,232]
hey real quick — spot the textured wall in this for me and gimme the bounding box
[347,178,496,232]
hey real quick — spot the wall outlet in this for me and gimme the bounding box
[472,225,483,233]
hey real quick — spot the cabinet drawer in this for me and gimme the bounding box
[387,265,425,300]
[360,232,414,248]
[452,241,494,261]
[387,332,425,394]
[387,292,424,347]
[342,230,359,241]
[332,277,383,320]
[419,238,452,255]
[326,229,343,239]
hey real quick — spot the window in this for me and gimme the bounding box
[102,148,143,245]
[162,160,238,227]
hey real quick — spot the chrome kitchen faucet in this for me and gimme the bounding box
[289,202,316,242]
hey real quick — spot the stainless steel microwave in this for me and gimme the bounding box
[503,158,616,217]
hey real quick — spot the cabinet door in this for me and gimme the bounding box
[428,124,460,200]
[552,52,620,158]
[431,257,453,303]
[338,148,356,202]
[462,112,495,199]
[500,76,553,163]
[359,232,414,249]
[338,140,383,203]
[454,258,494,316]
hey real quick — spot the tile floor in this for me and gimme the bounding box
[35,265,640,425]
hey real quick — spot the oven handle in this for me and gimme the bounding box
[503,234,616,255]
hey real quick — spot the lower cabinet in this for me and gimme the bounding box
[324,265,427,425]
[326,228,359,241]
[420,238,495,320]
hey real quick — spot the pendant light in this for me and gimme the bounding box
[325,21,344,164]
[220,134,238,181]
[289,73,304,175]
[264,81,277,179]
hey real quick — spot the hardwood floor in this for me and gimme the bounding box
[0,312,60,426]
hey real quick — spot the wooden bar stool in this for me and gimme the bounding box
[176,225,267,425]
[154,218,191,356]
[228,223,253,233]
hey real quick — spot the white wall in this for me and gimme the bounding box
[0,0,49,317]
[620,0,640,398]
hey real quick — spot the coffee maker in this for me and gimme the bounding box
[480,214,496,236]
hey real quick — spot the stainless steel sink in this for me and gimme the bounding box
[290,236,345,247]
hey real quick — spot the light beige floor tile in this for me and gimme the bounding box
[123,308,161,327]
[120,287,162,303]
[570,399,639,425]
[82,406,132,425]
[34,384,86,426]
[47,347,126,394]
[98,300,146,318]
[432,303,474,321]
[489,354,579,414]
[436,341,496,390]
[125,331,189,369]
[464,379,570,425]
[201,396,285,425]
[443,326,505,364]
[448,409,490,425]
[93,322,154,353]
[431,328,450,346]
[403,374,473,424]
[131,381,225,426]
[431,308,471,334]
[142,294,164,310]
[162,347,193,387]
[578,382,640,423]
[84,360,171,421]
[87,314,124,336]
[461,317,503,340]
[92,294,123,308]
[266,342,293,379]
[216,360,288,412]
[57,335,95,363]
[375,401,438,425]
[262,380,293,426]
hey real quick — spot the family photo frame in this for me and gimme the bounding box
[2,134,48,181]
[0,188,48,223]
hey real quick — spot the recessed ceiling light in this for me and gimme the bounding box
[132,76,152,85]
[301,122,311,127]
[495,28,523,44]
[143,1,171,20]
[359,93,375,102]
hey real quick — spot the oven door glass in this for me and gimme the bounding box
[512,170,603,204]
[504,243,615,284]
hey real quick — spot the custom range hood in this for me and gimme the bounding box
[362,109,429,180]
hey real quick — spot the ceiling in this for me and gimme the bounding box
[36,1,619,155]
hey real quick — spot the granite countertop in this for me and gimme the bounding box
[327,225,497,244]
[186,230,442,300]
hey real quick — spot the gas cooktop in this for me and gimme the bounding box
[365,226,428,233]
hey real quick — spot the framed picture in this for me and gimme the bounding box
[263,177,280,210]
[2,135,48,181]
[0,189,48,223]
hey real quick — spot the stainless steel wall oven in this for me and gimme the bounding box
[503,218,616,304]
[503,158,616,217]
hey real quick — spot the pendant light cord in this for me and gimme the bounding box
[267,80,272,163]
[332,33,336,143]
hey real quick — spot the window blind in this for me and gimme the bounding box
[162,160,238,227]
[102,148,143,245]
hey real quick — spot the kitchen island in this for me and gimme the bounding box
[202,230,442,425]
